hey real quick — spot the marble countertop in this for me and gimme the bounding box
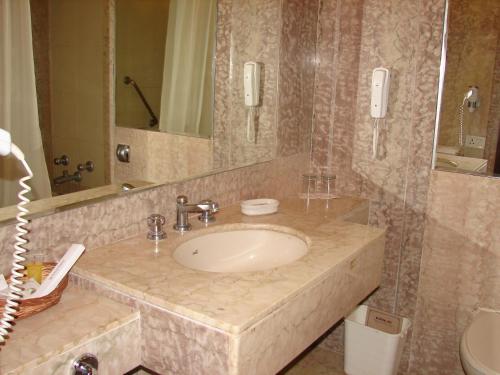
[0,286,138,374]
[73,197,385,334]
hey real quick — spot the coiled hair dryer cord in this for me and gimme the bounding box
[0,129,33,344]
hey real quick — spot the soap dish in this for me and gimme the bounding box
[241,199,279,216]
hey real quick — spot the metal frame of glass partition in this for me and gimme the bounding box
[431,0,449,171]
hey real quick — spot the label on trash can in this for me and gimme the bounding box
[365,307,402,334]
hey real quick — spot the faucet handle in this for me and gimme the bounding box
[147,214,167,241]
[198,199,218,223]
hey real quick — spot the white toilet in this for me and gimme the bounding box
[460,309,500,375]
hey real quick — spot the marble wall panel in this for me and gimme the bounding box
[311,1,445,371]
[309,0,340,172]
[395,0,445,325]
[277,0,319,157]
[485,36,500,174]
[228,0,281,167]
[140,302,231,375]
[408,171,500,374]
[311,0,364,181]
[212,0,233,170]
[113,127,213,184]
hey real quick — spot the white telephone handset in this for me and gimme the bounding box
[244,62,260,107]
[370,68,390,158]
[244,62,261,142]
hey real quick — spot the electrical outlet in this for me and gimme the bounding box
[465,135,486,149]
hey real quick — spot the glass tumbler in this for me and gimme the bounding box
[321,174,336,198]
[301,173,318,199]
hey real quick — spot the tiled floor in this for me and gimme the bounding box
[281,347,345,375]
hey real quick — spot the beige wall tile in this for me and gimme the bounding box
[408,171,500,374]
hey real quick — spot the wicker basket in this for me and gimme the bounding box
[0,262,69,320]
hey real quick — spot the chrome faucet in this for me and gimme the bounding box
[173,195,219,232]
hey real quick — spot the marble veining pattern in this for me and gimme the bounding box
[310,2,445,370]
[72,198,384,334]
[235,233,383,374]
[485,34,500,174]
[0,152,306,276]
[68,196,382,375]
[113,127,213,184]
[0,286,140,374]
[228,0,281,167]
[212,0,232,170]
[277,0,318,157]
[17,319,140,375]
[140,302,232,375]
[71,274,233,375]
[408,171,500,374]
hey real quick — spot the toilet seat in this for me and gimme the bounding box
[460,310,500,375]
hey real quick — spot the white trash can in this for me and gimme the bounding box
[344,305,411,375]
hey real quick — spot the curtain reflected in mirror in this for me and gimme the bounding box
[434,0,500,176]
[115,0,216,139]
[0,0,52,207]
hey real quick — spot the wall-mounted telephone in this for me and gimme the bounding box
[244,62,260,107]
[244,62,261,142]
[371,68,390,118]
[370,67,391,159]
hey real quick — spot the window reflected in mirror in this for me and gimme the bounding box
[434,0,500,176]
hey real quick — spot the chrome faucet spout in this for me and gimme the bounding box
[194,201,219,212]
[173,196,219,231]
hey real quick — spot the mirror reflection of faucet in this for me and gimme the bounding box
[53,160,94,185]
[53,154,70,166]
[53,170,82,185]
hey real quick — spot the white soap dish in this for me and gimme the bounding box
[241,199,279,216]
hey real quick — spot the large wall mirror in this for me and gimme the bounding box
[433,0,500,177]
[0,0,277,222]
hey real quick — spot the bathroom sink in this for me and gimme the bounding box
[173,228,309,272]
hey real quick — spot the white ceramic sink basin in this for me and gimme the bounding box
[173,228,309,272]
